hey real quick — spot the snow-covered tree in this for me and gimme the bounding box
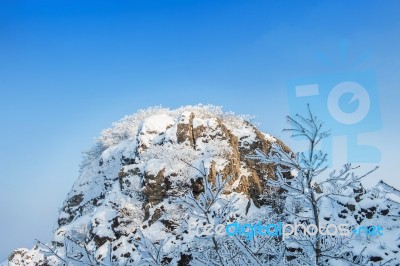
[249,104,382,265]
[5,105,399,266]
[176,162,286,265]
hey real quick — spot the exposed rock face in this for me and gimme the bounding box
[3,105,290,265]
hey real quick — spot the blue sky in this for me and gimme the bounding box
[1,0,400,260]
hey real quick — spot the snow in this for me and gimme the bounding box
[91,207,117,239]
[262,133,276,142]
[142,221,168,241]
[144,159,165,176]
[290,169,299,177]
[229,123,257,148]
[192,117,218,130]
[141,114,175,133]
[4,105,400,266]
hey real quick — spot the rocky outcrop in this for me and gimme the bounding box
[2,105,291,265]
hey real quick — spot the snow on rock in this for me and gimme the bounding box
[3,105,287,266]
[4,105,399,265]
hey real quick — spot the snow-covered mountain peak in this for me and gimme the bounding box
[5,105,288,265]
[5,105,399,265]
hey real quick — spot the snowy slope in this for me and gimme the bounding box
[3,105,400,266]
[3,105,287,265]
